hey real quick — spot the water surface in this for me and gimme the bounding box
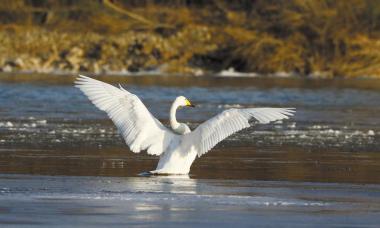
[0,74,379,226]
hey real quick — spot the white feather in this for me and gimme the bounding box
[75,75,295,174]
[75,75,178,156]
[183,108,295,157]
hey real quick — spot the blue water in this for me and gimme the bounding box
[0,174,380,227]
[1,76,380,227]
[0,79,379,150]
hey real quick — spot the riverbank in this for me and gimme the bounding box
[1,1,380,78]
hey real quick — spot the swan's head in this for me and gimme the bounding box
[175,96,195,108]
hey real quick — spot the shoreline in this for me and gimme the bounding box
[2,72,380,90]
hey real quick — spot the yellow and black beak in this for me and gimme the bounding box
[185,99,195,108]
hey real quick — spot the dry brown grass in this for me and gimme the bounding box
[1,0,380,77]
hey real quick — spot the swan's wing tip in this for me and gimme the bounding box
[282,107,296,114]
[74,74,91,85]
[77,74,89,80]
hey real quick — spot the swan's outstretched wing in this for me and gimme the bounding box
[75,75,178,155]
[184,108,295,157]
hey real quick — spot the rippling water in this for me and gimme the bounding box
[0,74,380,226]
[1,174,380,227]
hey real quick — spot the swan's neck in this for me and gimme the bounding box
[170,100,191,135]
[170,102,180,130]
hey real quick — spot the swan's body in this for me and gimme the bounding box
[75,75,295,174]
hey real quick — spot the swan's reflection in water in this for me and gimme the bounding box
[123,175,201,222]
[129,174,197,195]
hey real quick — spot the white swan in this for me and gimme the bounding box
[75,75,295,175]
